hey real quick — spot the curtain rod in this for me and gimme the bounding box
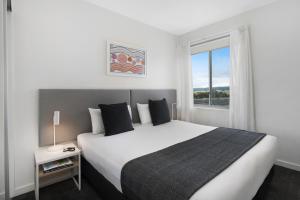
[190,34,230,47]
[189,25,249,48]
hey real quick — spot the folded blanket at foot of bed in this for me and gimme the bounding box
[121,127,266,200]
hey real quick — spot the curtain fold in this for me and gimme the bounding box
[176,41,193,121]
[229,26,256,131]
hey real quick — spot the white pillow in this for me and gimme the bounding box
[89,105,132,134]
[88,108,105,134]
[137,103,152,124]
[127,105,132,119]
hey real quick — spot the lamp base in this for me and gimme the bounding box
[47,145,64,152]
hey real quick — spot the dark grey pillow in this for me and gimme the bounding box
[98,102,134,136]
[149,98,170,126]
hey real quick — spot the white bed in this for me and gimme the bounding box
[78,120,277,200]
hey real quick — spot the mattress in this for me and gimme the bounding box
[78,120,278,200]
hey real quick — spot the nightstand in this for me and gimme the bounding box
[34,142,81,200]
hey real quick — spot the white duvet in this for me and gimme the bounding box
[78,120,277,200]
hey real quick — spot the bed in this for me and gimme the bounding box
[78,120,278,200]
[38,89,278,200]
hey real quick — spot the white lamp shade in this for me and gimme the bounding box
[53,111,60,126]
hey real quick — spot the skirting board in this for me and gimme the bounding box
[13,183,34,198]
[12,172,74,198]
[0,192,5,200]
[276,159,300,171]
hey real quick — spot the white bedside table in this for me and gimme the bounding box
[34,142,81,200]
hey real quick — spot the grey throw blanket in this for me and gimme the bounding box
[121,127,266,200]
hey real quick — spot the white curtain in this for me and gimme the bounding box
[176,40,193,121]
[229,26,256,131]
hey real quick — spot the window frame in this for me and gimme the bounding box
[191,37,230,109]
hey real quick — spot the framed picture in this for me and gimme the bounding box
[107,41,147,77]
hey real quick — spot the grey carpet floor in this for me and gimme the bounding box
[13,178,101,200]
[254,165,300,200]
[13,165,300,200]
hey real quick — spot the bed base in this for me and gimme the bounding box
[253,166,275,199]
[82,157,124,200]
[82,156,274,200]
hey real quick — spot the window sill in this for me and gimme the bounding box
[193,105,229,111]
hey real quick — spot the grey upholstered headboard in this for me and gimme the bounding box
[39,89,130,146]
[39,89,176,146]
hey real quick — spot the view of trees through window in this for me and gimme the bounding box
[192,47,230,107]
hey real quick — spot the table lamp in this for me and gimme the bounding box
[48,111,63,152]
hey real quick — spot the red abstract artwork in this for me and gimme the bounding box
[108,42,146,77]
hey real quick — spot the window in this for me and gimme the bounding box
[191,37,230,108]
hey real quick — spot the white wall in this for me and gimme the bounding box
[0,0,6,198]
[9,0,177,196]
[10,0,300,197]
[180,0,300,169]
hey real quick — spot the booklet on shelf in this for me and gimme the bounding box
[42,158,74,173]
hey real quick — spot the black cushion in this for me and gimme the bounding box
[99,102,134,136]
[149,98,171,126]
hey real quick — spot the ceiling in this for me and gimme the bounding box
[85,0,278,35]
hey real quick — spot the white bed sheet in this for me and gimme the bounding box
[78,120,277,200]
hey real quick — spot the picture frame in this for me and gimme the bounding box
[107,41,147,78]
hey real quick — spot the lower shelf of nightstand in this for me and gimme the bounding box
[39,159,79,178]
[38,157,80,189]
[35,144,81,200]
